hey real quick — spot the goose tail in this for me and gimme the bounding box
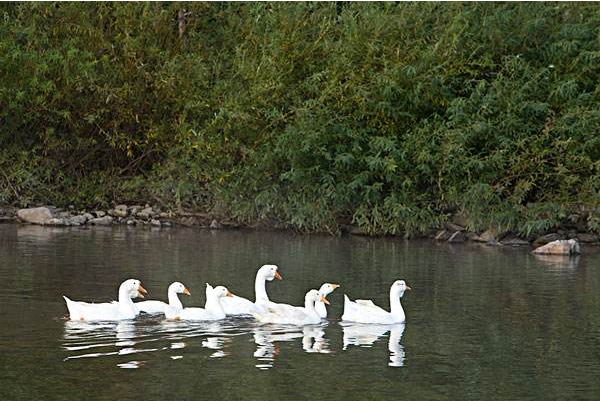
[63,295,77,319]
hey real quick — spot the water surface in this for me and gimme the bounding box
[1,225,599,400]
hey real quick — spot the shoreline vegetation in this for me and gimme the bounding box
[1,3,599,240]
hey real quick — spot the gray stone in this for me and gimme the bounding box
[472,229,497,243]
[501,236,530,246]
[113,205,128,218]
[46,218,67,226]
[129,205,142,215]
[576,233,600,243]
[93,210,106,218]
[137,207,153,220]
[533,239,580,255]
[83,213,94,221]
[17,207,53,224]
[533,233,563,246]
[68,215,87,226]
[178,216,196,227]
[210,219,222,229]
[126,219,136,226]
[162,221,172,227]
[150,219,161,227]
[159,212,170,219]
[88,216,113,226]
[56,211,72,219]
[448,231,467,242]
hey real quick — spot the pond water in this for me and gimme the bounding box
[1,224,599,400]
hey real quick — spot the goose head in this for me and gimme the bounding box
[169,281,191,296]
[318,283,340,298]
[306,289,329,305]
[391,280,411,298]
[120,279,147,299]
[258,264,282,281]
[212,285,234,299]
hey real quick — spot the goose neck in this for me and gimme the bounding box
[168,290,183,310]
[304,298,319,316]
[255,273,269,303]
[389,290,404,315]
[118,288,136,315]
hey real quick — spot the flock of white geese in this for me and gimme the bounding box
[63,264,411,325]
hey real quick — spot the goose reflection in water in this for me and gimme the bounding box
[301,326,330,354]
[160,320,231,358]
[341,323,406,367]
[202,336,230,358]
[253,324,329,369]
[63,320,158,366]
[63,320,137,351]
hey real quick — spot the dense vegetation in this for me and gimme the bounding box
[1,2,599,236]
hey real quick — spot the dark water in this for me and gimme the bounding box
[1,225,599,400]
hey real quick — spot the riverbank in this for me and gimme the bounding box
[2,204,599,248]
[2,3,600,243]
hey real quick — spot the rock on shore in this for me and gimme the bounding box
[532,239,581,255]
[17,207,53,224]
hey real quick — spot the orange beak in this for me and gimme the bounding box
[331,284,340,289]
[183,288,191,296]
[138,284,147,298]
[226,291,234,297]
[405,285,412,291]
[320,295,330,305]
[274,271,282,280]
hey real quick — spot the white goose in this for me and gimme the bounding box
[165,284,233,321]
[253,289,328,325]
[221,264,282,315]
[341,280,411,324]
[63,279,147,321]
[268,283,339,319]
[136,282,190,314]
[315,283,339,318]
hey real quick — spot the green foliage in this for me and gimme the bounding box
[1,2,599,235]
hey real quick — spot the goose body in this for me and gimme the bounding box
[221,264,282,315]
[253,290,328,325]
[341,280,411,324]
[165,284,232,321]
[63,279,147,321]
[268,283,339,319]
[136,282,190,314]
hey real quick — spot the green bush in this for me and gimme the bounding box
[1,2,599,235]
